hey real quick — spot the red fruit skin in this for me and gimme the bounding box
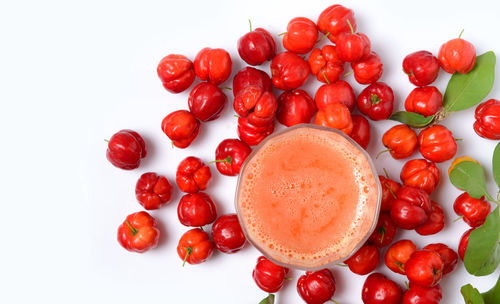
[438,38,476,74]
[362,273,402,304]
[357,82,394,121]
[157,54,195,93]
[270,51,310,90]
[283,17,318,54]
[161,110,200,148]
[423,243,458,275]
[237,116,275,146]
[382,124,418,159]
[253,256,289,293]
[405,250,444,287]
[314,103,353,135]
[214,139,252,176]
[415,201,445,236]
[379,175,401,212]
[402,51,440,86]
[418,125,457,163]
[458,228,472,260]
[385,239,417,275]
[474,99,500,140]
[402,284,442,304]
[277,89,317,127]
[368,213,397,247]
[453,192,491,227]
[177,228,213,265]
[211,214,246,254]
[404,86,443,117]
[233,86,278,122]
[297,269,336,304]
[188,82,227,122]
[351,51,383,84]
[400,158,440,194]
[390,186,431,230]
[177,192,217,227]
[315,80,355,111]
[194,47,232,85]
[344,244,379,275]
[237,28,276,66]
[308,45,344,84]
[106,129,147,170]
[135,172,173,210]
[176,156,211,193]
[336,31,371,63]
[232,67,272,98]
[117,211,160,253]
[350,115,371,149]
[317,4,356,43]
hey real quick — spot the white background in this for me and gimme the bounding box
[1,0,500,303]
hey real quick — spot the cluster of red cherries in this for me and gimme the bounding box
[105,3,499,304]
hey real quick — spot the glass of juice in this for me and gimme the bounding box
[235,124,381,270]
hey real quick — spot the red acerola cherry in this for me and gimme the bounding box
[357,82,394,121]
[157,54,195,93]
[283,17,318,54]
[161,110,200,149]
[362,273,402,304]
[453,192,491,227]
[317,4,356,43]
[314,80,355,111]
[458,228,473,260]
[335,21,371,63]
[213,139,252,176]
[350,115,371,149]
[106,129,147,170]
[385,239,417,275]
[390,186,431,230]
[194,47,232,85]
[135,172,173,210]
[400,158,440,195]
[211,214,246,254]
[368,212,397,248]
[233,86,277,126]
[177,192,217,227]
[297,269,336,304]
[379,175,401,212]
[402,51,440,86]
[405,250,444,287]
[277,89,317,127]
[474,99,500,140]
[232,66,272,98]
[404,86,443,117]
[176,156,211,193]
[402,283,442,304]
[314,103,353,135]
[344,244,379,275]
[423,243,458,275]
[438,34,476,74]
[415,201,445,236]
[253,256,289,293]
[117,211,160,253]
[270,51,310,90]
[188,82,227,122]
[177,228,213,265]
[351,51,383,84]
[237,116,275,146]
[308,45,344,84]
[381,124,418,159]
[418,125,457,163]
[237,26,276,66]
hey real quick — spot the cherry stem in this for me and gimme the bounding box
[453,216,464,223]
[370,93,382,105]
[346,19,354,34]
[330,300,339,304]
[248,19,252,32]
[343,71,353,77]
[220,86,232,90]
[209,155,232,165]
[396,262,405,272]
[171,141,175,149]
[182,247,193,267]
[284,277,294,281]
[379,226,386,244]
[455,138,463,141]
[383,168,389,179]
[316,31,330,43]
[458,29,464,39]
[234,114,240,118]
[404,281,410,289]
[104,139,109,143]
[376,149,391,159]
[322,71,330,85]
[278,32,287,36]
[336,263,348,267]
[384,183,397,199]
[125,220,138,236]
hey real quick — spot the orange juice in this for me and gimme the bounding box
[236,125,380,269]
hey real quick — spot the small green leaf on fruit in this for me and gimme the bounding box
[389,111,434,128]
[461,284,485,304]
[449,161,494,201]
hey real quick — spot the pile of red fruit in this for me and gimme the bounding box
[105,3,497,303]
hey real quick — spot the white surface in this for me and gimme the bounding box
[1,0,499,303]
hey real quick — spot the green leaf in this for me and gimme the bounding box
[443,51,496,112]
[482,274,500,304]
[461,284,485,304]
[493,143,500,189]
[259,294,275,304]
[464,207,500,276]
[389,111,434,128]
[449,161,495,201]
